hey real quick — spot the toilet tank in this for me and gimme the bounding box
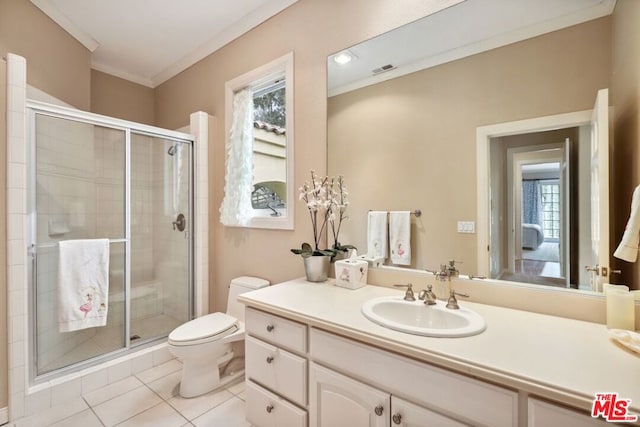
[226,276,270,321]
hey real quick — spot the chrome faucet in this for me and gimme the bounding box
[445,259,460,277]
[418,284,437,305]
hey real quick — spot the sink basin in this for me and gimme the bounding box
[361,296,486,337]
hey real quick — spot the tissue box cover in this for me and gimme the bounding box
[335,259,368,289]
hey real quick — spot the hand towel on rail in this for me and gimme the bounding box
[389,211,411,265]
[58,239,110,332]
[367,211,388,260]
[614,185,640,262]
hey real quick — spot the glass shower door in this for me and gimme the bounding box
[32,113,127,375]
[129,133,192,344]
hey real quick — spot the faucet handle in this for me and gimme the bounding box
[393,283,415,301]
[446,290,469,310]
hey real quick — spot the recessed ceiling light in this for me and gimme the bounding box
[333,50,355,65]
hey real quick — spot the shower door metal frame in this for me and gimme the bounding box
[26,100,195,384]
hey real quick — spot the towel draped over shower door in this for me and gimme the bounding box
[57,239,110,332]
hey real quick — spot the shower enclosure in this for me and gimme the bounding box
[27,102,194,378]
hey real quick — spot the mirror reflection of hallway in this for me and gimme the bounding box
[479,89,610,292]
[489,127,590,289]
[513,151,566,287]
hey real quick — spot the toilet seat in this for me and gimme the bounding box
[168,313,239,346]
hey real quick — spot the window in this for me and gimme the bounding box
[221,52,294,229]
[252,82,287,212]
[540,180,560,240]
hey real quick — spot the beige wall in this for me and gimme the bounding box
[0,0,91,110]
[91,70,155,125]
[612,0,640,289]
[1,57,8,411]
[328,18,611,274]
[154,0,463,312]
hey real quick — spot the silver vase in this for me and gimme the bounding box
[304,255,330,282]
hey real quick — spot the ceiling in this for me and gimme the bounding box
[327,0,616,96]
[31,0,299,88]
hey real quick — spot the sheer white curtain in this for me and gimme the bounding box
[220,88,254,226]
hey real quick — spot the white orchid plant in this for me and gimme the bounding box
[291,170,355,258]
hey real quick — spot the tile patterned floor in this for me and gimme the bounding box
[11,360,251,427]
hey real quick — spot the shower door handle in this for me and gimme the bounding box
[172,213,186,232]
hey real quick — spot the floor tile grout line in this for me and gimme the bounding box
[83,380,146,409]
[112,401,190,427]
[190,395,244,424]
[164,388,237,422]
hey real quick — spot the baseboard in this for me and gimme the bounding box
[0,406,8,425]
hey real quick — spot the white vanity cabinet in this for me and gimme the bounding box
[245,308,309,427]
[240,280,639,427]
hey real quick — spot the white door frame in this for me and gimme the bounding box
[476,110,592,277]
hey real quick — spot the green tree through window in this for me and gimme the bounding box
[254,87,285,127]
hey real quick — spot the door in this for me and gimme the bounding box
[560,138,570,285]
[31,112,128,375]
[129,133,192,344]
[310,363,390,427]
[391,396,467,427]
[588,88,610,292]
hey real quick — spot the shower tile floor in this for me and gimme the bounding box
[12,359,252,427]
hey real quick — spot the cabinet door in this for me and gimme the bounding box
[391,396,468,427]
[310,363,390,427]
[528,398,608,427]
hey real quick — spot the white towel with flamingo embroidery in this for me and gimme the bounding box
[58,239,110,332]
[367,211,388,260]
[389,211,411,265]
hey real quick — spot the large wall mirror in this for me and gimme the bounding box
[327,0,629,292]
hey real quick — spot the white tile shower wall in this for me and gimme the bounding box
[130,135,154,286]
[7,53,28,421]
[190,112,211,318]
[151,138,189,323]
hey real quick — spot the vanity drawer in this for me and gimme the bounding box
[246,335,307,406]
[246,380,307,427]
[246,307,307,353]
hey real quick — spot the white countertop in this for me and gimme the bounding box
[238,278,640,415]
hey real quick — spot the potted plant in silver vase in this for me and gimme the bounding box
[291,171,354,281]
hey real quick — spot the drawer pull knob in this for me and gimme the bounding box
[266,356,274,364]
[266,404,274,413]
[266,324,275,332]
[392,413,402,424]
[374,405,384,416]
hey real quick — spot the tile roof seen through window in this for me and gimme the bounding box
[254,121,285,135]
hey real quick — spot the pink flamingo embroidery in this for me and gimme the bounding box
[397,243,405,257]
[79,293,93,318]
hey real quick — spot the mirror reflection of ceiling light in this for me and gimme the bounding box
[333,50,355,65]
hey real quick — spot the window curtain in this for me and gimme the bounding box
[220,88,254,226]
[522,180,542,228]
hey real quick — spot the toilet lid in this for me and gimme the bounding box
[169,313,239,344]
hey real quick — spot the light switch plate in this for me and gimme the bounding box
[457,221,475,234]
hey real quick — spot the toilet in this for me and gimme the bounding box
[168,276,269,398]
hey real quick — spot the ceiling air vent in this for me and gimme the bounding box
[372,64,396,75]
